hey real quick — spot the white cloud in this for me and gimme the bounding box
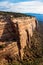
[0,1,43,14]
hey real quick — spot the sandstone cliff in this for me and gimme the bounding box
[0,12,38,61]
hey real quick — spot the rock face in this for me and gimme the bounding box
[0,14,38,59]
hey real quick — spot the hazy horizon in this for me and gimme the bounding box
[25,13,43,22]
[0,0,43,22]
[0,0,43,14]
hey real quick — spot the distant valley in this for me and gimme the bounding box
[25,13,43,22]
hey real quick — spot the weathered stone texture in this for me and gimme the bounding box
[0,15,38,59]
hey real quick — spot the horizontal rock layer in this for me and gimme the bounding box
[0,15,38,59]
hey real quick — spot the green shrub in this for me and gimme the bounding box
[0,44,6,50]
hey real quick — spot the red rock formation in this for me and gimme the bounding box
[0,15,38,59]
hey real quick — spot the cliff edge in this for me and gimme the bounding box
[0,12,38,61]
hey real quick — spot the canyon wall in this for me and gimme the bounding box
[0,15,38,59]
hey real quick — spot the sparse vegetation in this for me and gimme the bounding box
[0,11,32,18]
[0,44,6,50]
[0,11,43,65]
[2,29,43,65]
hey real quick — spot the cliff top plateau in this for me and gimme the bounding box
[0,11,43,65]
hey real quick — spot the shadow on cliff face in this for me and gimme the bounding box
[0,15,17,42]
[0,15,21,60]
[15,22,21,59]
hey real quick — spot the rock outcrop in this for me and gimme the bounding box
[0,14,38,60]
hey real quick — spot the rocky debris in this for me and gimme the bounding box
[0,14,38,60]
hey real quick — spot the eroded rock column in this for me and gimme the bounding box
[17,22,27,59]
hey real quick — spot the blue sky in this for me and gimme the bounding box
[0,0,35,3]
[0,0,43,14]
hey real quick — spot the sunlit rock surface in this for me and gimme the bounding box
[0,14,38,59]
